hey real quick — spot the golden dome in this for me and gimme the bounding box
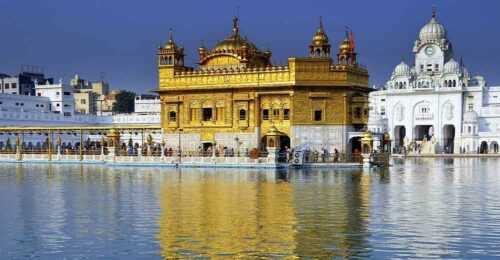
[211,17,259,52]
[311,17,329,46]
[200,16,271,67]
[339,38,351,53]
[213,36,257,52]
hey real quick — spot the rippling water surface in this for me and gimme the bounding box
[1,158,500,259]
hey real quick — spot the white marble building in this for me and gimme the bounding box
[368,10,500,154]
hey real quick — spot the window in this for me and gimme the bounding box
[434,64,439,71]
[239,109,246,120]
[420,65,424,72]
[283,109,290,120]
[273,109,280,119]
[81,99,86,104]
[314,110,322,121]
[355,107,362,118]
[64,104,69,107]
[64,92,71,95]
[202,108,213,121]
[56,103,60,107]
[56,92,60,95]
[5,83,9,89]
[169,111,177,122]
[15,102,19,106]
[468,103,474,111]
[11,83,17,89]
[36,104,39,107]
[262,109,269,120]
[381,107,386,116]
[37,92,41,96]
[20,103,24,106]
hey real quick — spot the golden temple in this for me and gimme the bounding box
[157,17,370,153]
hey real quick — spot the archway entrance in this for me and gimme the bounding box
[490,141,499,153]
[442,125,455,154]
[394,126,406,152]
[261,135,291,152]
[350,137,361,155]
[480,141,488,154]
[414,125,433,141]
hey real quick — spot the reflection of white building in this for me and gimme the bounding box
[369,10,500,154]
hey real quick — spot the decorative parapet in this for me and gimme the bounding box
[159,57,369,90]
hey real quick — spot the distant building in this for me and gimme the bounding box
[135,94,160,114]
[98,90,121,115]
[35,80,75,116]
[91,81,109,96]
[70,74,111,115]
[0,72,51,96]
[74,91,97,114]
[0,93,51,112]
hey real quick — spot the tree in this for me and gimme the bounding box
[112,90,136,114]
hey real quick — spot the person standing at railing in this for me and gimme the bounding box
[334,148,339,163]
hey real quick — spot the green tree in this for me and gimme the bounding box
[112,90,136,113]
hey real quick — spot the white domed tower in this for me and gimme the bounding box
[413,8,452,76]
[442,58,461,88]
[461,110,479,153]
[390,61,411,89]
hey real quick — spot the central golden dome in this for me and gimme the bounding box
[212,17,258,52]
[199,17,271,68]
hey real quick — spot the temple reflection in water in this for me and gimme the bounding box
[157,168,371,258]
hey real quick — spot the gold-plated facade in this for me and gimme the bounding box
[157,17,370,151]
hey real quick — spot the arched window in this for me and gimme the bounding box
[468,126,472,133]
[169,111,177,122]
[444,80,448,87]
[239,109,246,120]
[315,48,321,56]
[453,80,457,87]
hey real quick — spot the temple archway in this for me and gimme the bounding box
[442,125,455,154]
[480,141,489,154]
[394,126,406,148]
[490,141,499,153]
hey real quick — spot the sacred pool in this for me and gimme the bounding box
[1,158,499,258]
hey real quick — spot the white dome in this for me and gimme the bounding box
[463,111,478,123]
[393,61,410,77]
[419,16,446,42]
[444,58,460,74]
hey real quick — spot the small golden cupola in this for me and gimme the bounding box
[337,29,357,65]
[199,17,271,68]
[158,29,185,67]
[309,17,331,58]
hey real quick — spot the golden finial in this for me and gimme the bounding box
[232,16,239,36]
[432,6,436,18]
[318,16,324,33]
[168,28,173,43]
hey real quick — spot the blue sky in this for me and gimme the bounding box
[1,0,499,93]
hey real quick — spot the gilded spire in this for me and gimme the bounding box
[168,28,174,44]
[318,16,324,32]
[232,16,239,36]
[432,6,436,18]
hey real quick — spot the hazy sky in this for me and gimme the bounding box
[1,0,499,93]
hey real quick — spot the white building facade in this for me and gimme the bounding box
[368,10,500,154]
[35,80,75,116]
